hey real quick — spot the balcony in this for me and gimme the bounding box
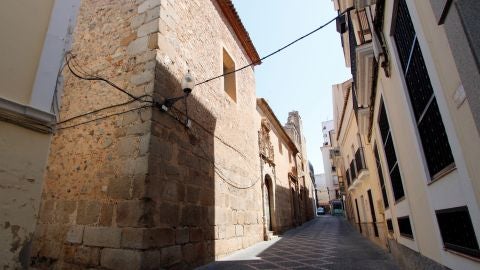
[355,147,369,180]
[347,147,369,191]
[347,6,380,135]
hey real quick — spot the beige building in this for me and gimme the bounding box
[0,0,80,268]
[331,0,480,269]
[257,99,315,236]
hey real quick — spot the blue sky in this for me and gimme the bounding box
[232,0,351,173]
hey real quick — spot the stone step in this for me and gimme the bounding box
[266,230,279,241]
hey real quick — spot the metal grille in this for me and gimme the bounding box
[436,206,480,258]
[393,0,454,179]
[378,99,405,202]
[383,137,397,172]
[397,216,413,239]
[418,100,454,178]
[374,144,389,209]
[393,0,415,71]
[405,41,434,120]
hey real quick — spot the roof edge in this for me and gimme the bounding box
[216,0,261,65]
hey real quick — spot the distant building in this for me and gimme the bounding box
[320,120,341,202]
[257,98,315,235]
[314,174,330,210]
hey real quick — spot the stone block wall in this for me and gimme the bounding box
[31,0,160,269]
[148,0,263,264]
[32,0,263,269]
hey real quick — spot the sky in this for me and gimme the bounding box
[232,0,351,174]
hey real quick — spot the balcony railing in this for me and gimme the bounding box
[355,147,367,172]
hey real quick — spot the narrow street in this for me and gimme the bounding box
[200,216,399,270]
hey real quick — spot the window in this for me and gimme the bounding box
[386,219,394,232]
[355,198,362,233]
[436,206,480,258]
[346,168,351,186]
[393,0,454,180]
[223,48,236,101]
[278,140,283,154]
[367,190,379,237]
[378,99,405,201]
[397,216,414,239]
[374,144,389,208]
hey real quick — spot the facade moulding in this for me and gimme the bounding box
[0,96,55,133]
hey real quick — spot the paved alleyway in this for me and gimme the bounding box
[199,216,399,270]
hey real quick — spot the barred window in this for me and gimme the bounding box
[393,0,454,179]
[378,99,405,201]
[436,206,480,258]
[397,216,414,239]
[374,144,389,208]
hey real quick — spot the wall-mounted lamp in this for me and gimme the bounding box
[157,71,195,128]
[160,70,195,110]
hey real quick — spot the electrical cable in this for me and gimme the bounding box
[194,7,354,87]
[54,54,154,127]
[57,9,353,128]
[65,53,153,102]
[56,95,152,125]
[56,104,152,130]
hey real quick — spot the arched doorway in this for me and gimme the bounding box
[264,174,274,231]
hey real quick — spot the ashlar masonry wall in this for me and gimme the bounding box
[32,0,263,269]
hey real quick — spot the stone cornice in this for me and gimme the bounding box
[0,97,55,133]
[216,0,261,65]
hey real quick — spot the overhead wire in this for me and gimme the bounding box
[53,10,350,187]
[194,6,354,87]
[65,52,153,102]
[56,104,152,130]
[55,54,154,128]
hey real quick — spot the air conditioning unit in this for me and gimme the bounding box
[356,0,376,9]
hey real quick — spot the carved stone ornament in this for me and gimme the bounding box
[260,118,274,163]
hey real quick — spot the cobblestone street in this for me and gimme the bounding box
[199,216,399,270]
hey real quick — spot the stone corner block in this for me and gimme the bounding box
[83,226,121,248]
[138,0,161,14]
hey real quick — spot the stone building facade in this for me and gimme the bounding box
[283,111,315,223]
[331,0,480,269]
[31,0,268,269]
[256,99,315,236]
